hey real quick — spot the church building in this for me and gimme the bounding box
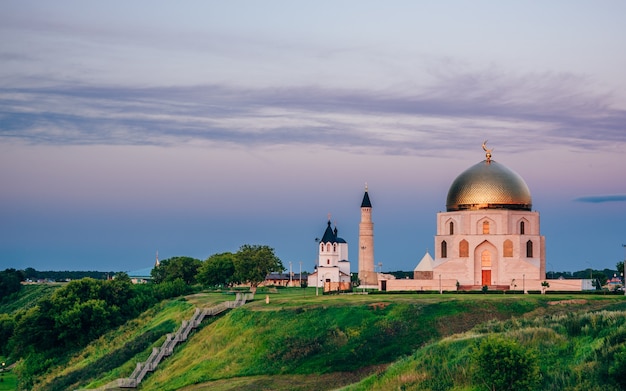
[307,219,351,290]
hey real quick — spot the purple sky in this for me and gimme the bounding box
[1,1,625,274]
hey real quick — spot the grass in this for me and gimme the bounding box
[31,298,195,391]
[0,284,60,314]
[137,290,624,390]
[18,287,626,391]
[0,356,16,391]
[340,306,626,390]
[0,373,17,391]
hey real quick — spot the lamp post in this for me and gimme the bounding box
[289,261,292,287]
[584,261,594,290]
[315,258,320,297]
[315,237,321,296]
[620,243,625,296]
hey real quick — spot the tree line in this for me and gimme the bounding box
[0,244,283,389]
[153,244,284,288]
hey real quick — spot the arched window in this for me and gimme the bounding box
[449,221,454,235]
[327,259,330,265]
[320,243,324,252]
[333,243,337,252]
[459,239,469,257]
[526,240,533,257]
[503,240,513,257]
[326,243,331,252]
[520,221,525,235]
[441,240,448,258]
[482,221,490,234]
[481,250,491,268]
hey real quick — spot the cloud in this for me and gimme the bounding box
[574,195,626,203]
[1,68,625,156]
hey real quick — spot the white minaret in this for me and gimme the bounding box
[155,251,160,267]
[358,184,377,287]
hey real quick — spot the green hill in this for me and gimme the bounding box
[24,289,626,391]
[0,283,60,314]
[342,303,626,390]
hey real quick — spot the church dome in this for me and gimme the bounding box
[446,159,532,212]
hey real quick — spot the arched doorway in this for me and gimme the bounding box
[474,241,498,286]
[481,250,492,286]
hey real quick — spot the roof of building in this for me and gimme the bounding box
[414,252,434,272]
[266,273,307,280]
[128,267,153,278]
[361,189,372,208]
[446,159,532,212]
[319,220,346,244]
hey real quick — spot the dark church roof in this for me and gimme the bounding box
[319,220,346,244]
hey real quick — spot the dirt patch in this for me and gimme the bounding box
[179,365,388,391]
[368,302,390,310]
[547,299,588,305]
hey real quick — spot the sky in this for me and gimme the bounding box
[1,1,625,274]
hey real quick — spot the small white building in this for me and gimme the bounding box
[308,219,351,289]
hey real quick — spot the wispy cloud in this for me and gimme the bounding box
[574,195,626,203]
[1,68,625,155]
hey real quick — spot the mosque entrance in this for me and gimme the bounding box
[481,250,492,286]
[481,270,491,286]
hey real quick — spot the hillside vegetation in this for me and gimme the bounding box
[342,303,626,391]
[1,283,624,390]
[24,288,623,391]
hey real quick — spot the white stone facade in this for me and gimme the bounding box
[433,209,545,287]
[307,221,351,288]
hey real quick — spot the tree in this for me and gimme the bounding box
[151,256,202,285]
[197,252,236,287]
[234,245,284,288]
[0,268,24,299]
[0,313,14,356]
[471,336,540,391]
[618,261,624,278]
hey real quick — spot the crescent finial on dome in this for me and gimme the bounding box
[482,140,493,163]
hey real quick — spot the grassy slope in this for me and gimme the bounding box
[29,288,626,391]
[139,291,625,391]
[32,298,194,391]
[340,302,626,391]
[0,284,60,314]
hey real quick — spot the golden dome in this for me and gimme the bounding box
[446,160,532,212]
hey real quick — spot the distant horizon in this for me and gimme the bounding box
[12,263,621,275]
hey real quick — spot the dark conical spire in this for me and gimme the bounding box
[320,220,335,243]
[361,183,372,208]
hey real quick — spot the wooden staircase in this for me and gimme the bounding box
[84,292,253,390]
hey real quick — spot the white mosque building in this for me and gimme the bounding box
[382,142,588,292]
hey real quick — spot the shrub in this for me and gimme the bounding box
[471,335,540,391]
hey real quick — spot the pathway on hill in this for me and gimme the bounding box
[81,292,253,390]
